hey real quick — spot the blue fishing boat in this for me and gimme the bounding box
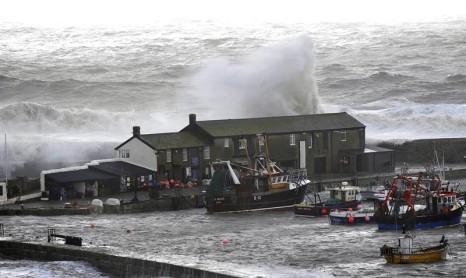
[374,173,464,230]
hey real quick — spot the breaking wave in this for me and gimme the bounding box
[0,102,132,136]
[185,34,321,119]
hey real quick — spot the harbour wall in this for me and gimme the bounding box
[0,240,236,278]
[0,193,205,216]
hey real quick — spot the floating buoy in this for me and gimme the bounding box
[365,215,370,222]
[90,224,96,229]
[321,208,327,215]
[127,229,131,234]
[348,215,355,223]
[222,239,229,245]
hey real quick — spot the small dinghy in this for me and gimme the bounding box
[380,234,450,264]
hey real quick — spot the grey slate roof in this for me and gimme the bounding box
[140,131,209,150]
[192,112,365,138]
[44,161,154,183]
[45,168,117,183]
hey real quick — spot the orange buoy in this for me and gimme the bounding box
[321,208,327,215]
[348,215,355,223]
[222,239,229,245]
[365,215,370,222]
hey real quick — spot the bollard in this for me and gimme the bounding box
[47,228,56,242]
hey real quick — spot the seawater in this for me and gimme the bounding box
[1,19,466,178]
[2,15,466,278]
[1,205,466,277]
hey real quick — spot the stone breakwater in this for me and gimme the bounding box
[379,137,466,164]
[0,240,237,278]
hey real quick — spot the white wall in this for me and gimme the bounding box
[0,182,6,202]
[116,138,157,171]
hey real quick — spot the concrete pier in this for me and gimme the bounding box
[0,240,237,278]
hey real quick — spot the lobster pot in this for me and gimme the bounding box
[398,237,413,255]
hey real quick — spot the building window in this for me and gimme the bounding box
[166,150,172,163]
[119,149,130,158]
[192,157,199,167]
[308,133,313,149]
[224,138,230,148]
[182,148,188,162]
[289,134,296,146]
[340,130,347,141]
[203,146,210,160]
[239,138,247,149]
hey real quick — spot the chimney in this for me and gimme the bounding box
[189,114,196,125]
[133,126,141,137]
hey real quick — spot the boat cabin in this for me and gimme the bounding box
[426,192,459,214]
[329,183,360,202]
[398,235,413,255]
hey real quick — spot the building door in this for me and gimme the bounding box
[299,141,306,169]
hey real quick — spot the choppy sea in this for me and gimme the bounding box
[1,13,466,278]
[1,17,466,178]
[1,205,466,278]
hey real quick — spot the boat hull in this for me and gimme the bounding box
[294,200,361,217]
[375,207,463,230]
[381,243,449,264]
[328,211,375,225]
[206,184,308,213]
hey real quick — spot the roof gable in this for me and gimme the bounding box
[114,136,155,151]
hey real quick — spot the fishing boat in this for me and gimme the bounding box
[380,234,450,264]
[204,155,310,213]
[294,182,362,217]
[374,172,464,231]
[328,206,375,225]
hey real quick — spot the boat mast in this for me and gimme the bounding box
[434,147,445,182]
[262,134,273,187]
[4,134,7,187]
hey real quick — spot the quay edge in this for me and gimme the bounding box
[0,240,238,278]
